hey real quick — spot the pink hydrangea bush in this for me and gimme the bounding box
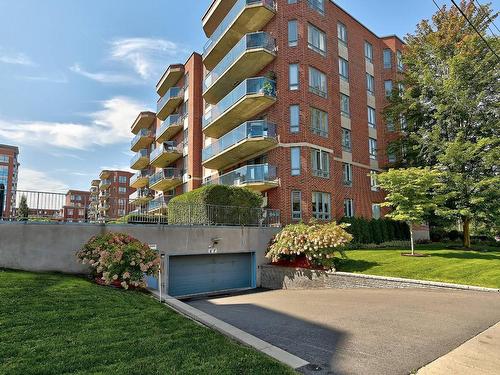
[76,232,160,289]
[267,221,353,270]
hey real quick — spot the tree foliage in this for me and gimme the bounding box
[386,0,500,246]
[18,195,29,221]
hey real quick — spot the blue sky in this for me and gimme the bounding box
[0,0,497,192]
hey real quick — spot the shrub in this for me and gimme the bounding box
[168,185,264,225]
[267,222,353,269]
[341,217,410,244]
[109,214,168,225]
[76,232,160,289]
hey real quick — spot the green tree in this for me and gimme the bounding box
[18,195,29,221]
[377,168,442,255]
[386,0,500,247]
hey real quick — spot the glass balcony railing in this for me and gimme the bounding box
[203,77,276,129]
[202,121,277,161]
[130,169,151,186]
[157,114,186,141]
[207,164,277,187]
[130,149,148,167]
[149,168,182,186]
[203,0,276,57]
[100,179,111,188]
[147,195,172,212]
[150,142,182,163]
[204,32,275,91]
[157,87,183,113]
[131,129,152,149]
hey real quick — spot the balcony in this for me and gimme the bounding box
[149,168,183,192]
[131,129,155,152]
[99,203,110,212]
[90,186,98,194]
[202,0,277,70]
[203,77,276,138]
[202,0,237,37]
[130,170,151,189]
[130,149,150,170]
[100,170,111,180]
[131,111,156,135]
[203,121,277,170]
[207,164,278,192]
[91,179,100,187]
[150,142,183,168]
[204,32,276,104]
[100,179,111,190]
[157,87,184,121]
[148,195,172,214]
[131,188,154,206]
[156,64,184,97]
[156,114,186,143]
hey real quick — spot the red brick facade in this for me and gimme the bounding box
[0,144,19,217]
[62,190,91,222]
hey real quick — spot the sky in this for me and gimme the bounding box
[0,0,498,192]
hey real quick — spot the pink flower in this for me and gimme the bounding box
[112,274,118,280]
[123,272,131,279]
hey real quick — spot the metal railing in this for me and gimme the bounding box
[0,189,281,227]
[131,129,153,149]
[157,114,187,142]
[130,149,149,168]
[205,164,278,187]
[157,86,184,113]
[150,142,183,164]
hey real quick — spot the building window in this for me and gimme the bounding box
[337,22,347,45]
[340,94,350,117]
[343,163,352,186]
[368,106,376,128]
[291,147,301,176]
[288,20,298,47]
[400,115,407,131]
[78,209,85,216]
[67,209,74,216]
[118,176,127,184]
[291,191,302,220]
[118,187,127,194]
[0,155,9,163]
[388,151,397,163]
[311,149,330,178]
[308,67,327,98]
[369,138,378,160]
[118,209,126,217]
[365,41,373,62]
[383,49,392,69]
[344,198,354,217]
[308,0,324,14]
[339,57,349,81]
[310,107,328,137]
[386,117,395,132]
[366,73,375,95]
[370,170,379,191]
[290,105,300,133]
[397,50,404,72]
[384,80,393,97]
[342,128,352,152]
[288,0,298,3]
[312,192,331,220]
[308,23,326,55]
[398,82,405,97]
[372,204,381,219]
[289,64,299,90]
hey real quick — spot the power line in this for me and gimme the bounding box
[472,0,500,35]
[450,0,500,61]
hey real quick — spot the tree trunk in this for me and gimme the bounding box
[409,222,415,256]
[463,217,471,249]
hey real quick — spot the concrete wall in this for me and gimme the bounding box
[0,222,279,287]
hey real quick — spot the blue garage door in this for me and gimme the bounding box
[168,253,255,297]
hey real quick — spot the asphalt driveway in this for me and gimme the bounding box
[187,289,500,375]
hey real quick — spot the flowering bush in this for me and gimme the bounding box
[267,222,353,270]
[76,232,160,289]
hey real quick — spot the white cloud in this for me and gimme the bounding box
[0,50,35,66]
[0,96,148,150]
[70,63,138,84]
[17,168,69,193]
[17,74,68,84]
[110,37,187,80]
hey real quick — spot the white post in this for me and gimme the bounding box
[409,222,415,256]
[158,267,162,303]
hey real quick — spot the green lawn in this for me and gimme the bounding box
[0,270,295,375]
[338,244,500,289]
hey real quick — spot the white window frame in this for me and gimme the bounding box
[308,23,326,56]
[290,105,300,133]
[340,93,350,117]
[366,73,375,95]
[288,20,298,47]
[312,192,331,220]
[337,22,348,45]
[291,147,301,176]
[310,107,328,137]
[344,198,354,218]
[342,128,352,152]
[365,41,373,62]
[291,190,302,220]
[369,138,378,160]
[368,106,376,128]
[308,67,327,98]
[289,64,299,90]
[343,163,352,186]
[311,148,330,178]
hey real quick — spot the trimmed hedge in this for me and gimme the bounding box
[167,185,264,226]
[340,217,410,245]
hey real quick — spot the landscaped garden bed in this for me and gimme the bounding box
[0,269,295,374]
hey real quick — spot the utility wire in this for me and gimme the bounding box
[472,0,500,34]
[450,0,500,61]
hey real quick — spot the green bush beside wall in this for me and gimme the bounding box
[340,217,410,245]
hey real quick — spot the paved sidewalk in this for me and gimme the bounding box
[418,322,500,375]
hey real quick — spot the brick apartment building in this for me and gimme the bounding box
[130,0,404,224]
[0,144,20,218]
[88,170,135,221]
[61,190,91,222]
[129,53,204,215]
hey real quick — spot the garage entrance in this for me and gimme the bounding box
[168,252,255,298]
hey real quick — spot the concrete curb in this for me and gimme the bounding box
[149,290,309,370]
[334,272,500,293]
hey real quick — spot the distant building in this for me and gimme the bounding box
[62,190,91,222]
[0,144,19,218]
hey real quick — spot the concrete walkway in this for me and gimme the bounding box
[418,322,500,375]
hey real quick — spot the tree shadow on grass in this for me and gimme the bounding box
[336,259,380,272]
[430,252,500,261]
